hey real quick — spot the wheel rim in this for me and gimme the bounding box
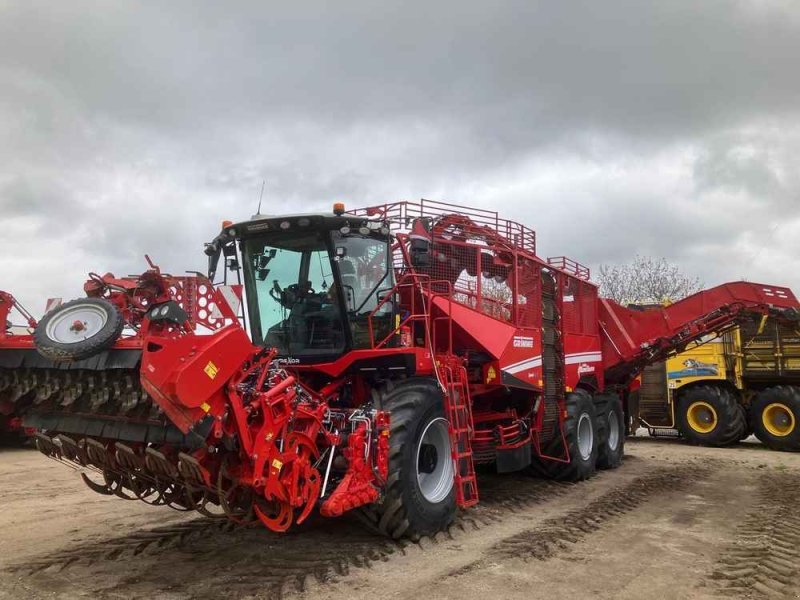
[762,403,796,437]
[607,410,620,451]
[577,412,593,461]
[45,304,109,344]
[415,417,454,503]
[686,401,718,434]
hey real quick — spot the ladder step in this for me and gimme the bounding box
[439,359,479,509]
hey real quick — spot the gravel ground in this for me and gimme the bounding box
[1,436,799,600]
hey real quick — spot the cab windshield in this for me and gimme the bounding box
[244,231,344,356]
[243,229,393,357]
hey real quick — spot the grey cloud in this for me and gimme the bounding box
[4,2,800,139]
[2,1,800,312]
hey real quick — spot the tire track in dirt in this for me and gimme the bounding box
[5,475,573,599]
[447,463,714,577]
[711,471,800,599]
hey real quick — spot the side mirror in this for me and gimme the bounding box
[206,244,222,281]
[409,217,432,268]
[410,238,430,267]
[205,237,237,282]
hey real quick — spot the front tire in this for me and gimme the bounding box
[676,385,745,447]
[363,378,456,539]
[750,386,800,452]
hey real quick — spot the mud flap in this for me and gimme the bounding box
[496,442,532,473]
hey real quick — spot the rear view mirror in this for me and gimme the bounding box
[410,238,430,267]
[409,218,432,268]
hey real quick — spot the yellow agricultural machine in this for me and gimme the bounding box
[632,316,800,451]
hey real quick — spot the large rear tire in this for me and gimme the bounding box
[596,393,625,470]
[361,378,456,539]
[530,389,598,482]
[750,386,800,452]
[34,298,124,362]
[676,385,745,447]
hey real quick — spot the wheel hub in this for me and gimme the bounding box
[607,410,620,452]
[687,401,718,434]
[763,403,796,437]
[415,417,454,503]
[45,303,109,344]
[418,443,438,474]
[576,413,594,461]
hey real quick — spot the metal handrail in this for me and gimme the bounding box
[352,199,537,255]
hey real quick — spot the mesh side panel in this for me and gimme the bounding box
[562,278,599,336]
[419,240,517,323]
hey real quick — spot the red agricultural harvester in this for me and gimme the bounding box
[1,199,798,538]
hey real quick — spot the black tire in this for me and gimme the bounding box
[529,389,598,482]
[34,298,124,362]
[738,404,753,441]
[750,386,800,452]
[360,378,456,539]
[596,393,625,470]
[676,385,745,447]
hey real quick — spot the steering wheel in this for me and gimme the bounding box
[269,280,283,304]
[269,282,316,308]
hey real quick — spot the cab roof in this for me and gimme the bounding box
[224,212,387,241]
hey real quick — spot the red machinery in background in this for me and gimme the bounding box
[1,199,797,538]
[0,257,240,441]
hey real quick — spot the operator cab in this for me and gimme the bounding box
[207,210,395,362]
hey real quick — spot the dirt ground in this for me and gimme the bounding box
[1,436,799,600]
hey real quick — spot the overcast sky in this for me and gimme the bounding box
[2,1,799,314]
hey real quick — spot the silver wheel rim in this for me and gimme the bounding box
[44,304,109,344]
[607,410,620,451]
[415,417,454,503]
[577,412,594,461]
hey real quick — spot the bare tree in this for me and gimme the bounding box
[480,277,512,320]
[598,256,703,305]
[453,277,513,320]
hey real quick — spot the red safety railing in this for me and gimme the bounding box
[367,272,455,356]
[547,256,591,281]
[353,199,537,256]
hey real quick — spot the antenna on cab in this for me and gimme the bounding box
[256,180,265,215]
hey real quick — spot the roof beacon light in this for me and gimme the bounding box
[333,202,345,216]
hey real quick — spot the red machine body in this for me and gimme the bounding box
[3,199,798,537]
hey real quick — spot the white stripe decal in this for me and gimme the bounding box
[565,353,602,365]
[505,354,542,371]
[505,356,543,374]
[503,352,602,374]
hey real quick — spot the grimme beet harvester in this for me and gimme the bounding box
[1,199,798,538]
